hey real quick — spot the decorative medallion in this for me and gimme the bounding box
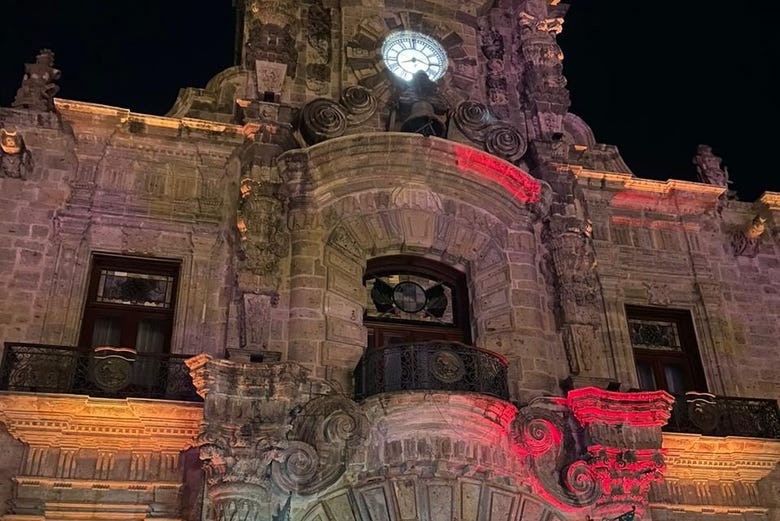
[92,347,136,392]
[430,350,465,383]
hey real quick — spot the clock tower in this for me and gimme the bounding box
[171,0,573,166]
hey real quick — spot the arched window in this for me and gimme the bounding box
[363,255,471,348]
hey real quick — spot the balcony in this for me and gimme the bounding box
[664,392,780,439]
[354,341,510,401]
[0,342,201,402]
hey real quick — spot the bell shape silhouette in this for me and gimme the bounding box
[400,101,445,137]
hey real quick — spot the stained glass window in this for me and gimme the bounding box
[96,270,174,308]
[627,319,681,351]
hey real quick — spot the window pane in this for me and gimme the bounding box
[664,365,689,394]
[366,274,454,324]
[636,362,656,390]
[96,270,173,308]
[628,319,682,351]
[91,317,122,348]
[135,319,167,354]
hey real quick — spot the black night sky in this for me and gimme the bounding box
[1,1,776,201]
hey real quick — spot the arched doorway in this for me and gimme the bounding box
[363,255,471,348]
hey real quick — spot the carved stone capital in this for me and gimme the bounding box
[187,356,366,518]
[586,445,666,516]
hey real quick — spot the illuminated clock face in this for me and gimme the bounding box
[381,31,448,82]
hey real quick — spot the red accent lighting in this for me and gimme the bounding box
[454,144,541,204]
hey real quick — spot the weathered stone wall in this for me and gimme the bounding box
[0,110,71,359]
[575,170,780,399]
[0,102,243,358]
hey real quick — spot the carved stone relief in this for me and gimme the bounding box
[479,23,510,118]
[305,1,332,94]
[544,215,609,377]
[237,175,290,285]
[731,215,767,257]
[0,128,33,179]
[241,292,278,355]
[187,356,367,521]
[245,22,298,79]
[452,100,528,162]
[515,1,570,139]
[12,49,61,112]
[300,86,377,145]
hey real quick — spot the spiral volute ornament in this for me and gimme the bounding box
[301,98,347,144]
[453,100,491,138]
[485,123,527,161]
[564,460,601,503]
[520,418,559,456]
[271,441,320,493]
[323,409,361,444]
[340,86,377,123]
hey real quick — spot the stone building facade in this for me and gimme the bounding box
[0,0,778,520]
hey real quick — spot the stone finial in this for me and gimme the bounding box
[731,214,767,257]
[0,128,33,179]
[693,144,730,187]
[12,49,61,111]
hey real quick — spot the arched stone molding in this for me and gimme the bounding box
[284,133,549,225]
[299,481,570,521]
[278,134,561,398]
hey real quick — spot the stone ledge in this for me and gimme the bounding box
[0,392,202,451]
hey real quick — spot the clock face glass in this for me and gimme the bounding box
[382,31,448,82]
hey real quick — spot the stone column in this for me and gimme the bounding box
[516,0,571,141]
[544,213,615,385]
[567,387,674,519]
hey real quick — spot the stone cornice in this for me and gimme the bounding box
[568,387,675,427]
[571,168,728,214]
[0,392,202,451]
[54,98,244,144]
[759,191,780,212]
[661,432,780,482]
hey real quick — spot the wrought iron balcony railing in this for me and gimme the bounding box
[664,392,780,439]
[0,342,201,402]
[354,341,510,401]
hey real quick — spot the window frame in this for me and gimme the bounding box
[625,305,708,393]
[78,254,181,353]
[363,255,471,348]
